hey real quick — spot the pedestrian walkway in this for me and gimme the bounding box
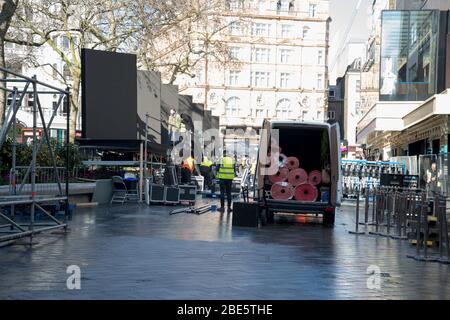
[0,199,449,299]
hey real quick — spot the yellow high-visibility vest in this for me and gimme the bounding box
[200,157,213,167]
[216,156,235,180]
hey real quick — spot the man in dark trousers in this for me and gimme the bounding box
[199,156,213,191]
[216,150,236,213]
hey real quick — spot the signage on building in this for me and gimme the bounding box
[380,173,419,189]
[22,129,42,137]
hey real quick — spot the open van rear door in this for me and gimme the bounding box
[255,119,271,198]
[330,123,341,206]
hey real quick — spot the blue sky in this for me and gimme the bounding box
[329,0,372,43]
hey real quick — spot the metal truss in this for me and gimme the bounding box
[0,66,71,245]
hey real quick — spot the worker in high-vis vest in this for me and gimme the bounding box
[216,151,236,213]
[200,156,213,191]
[180,156,195,184]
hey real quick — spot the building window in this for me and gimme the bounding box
[317,73,323,89]
[255,108,267,118]
[72,36,79,48]
[61,35,69,50]
[276,99,292,119]
[258,0,265,13]
[252,48,270,62]
[329,89,335,98]
[251,71,270,87]
[52,63,58,80]
[302,26,309,38]
[252,23,271,37]
[7,93,13,106]
[355,101,361,116]
[281,24,292,38]
[229,47,241,60]
[52,101,59,114]
[209,93,217,104]
[309,3,317,18]
[61,96,68,114]
[63,64,71,81]
[380,10,439,101]
[229,21,241,35]
[328,110,335,120]
[280,49,292,63]
[27,93,34,108]
[318,50,323,65]
[225,97,240,116]
[356,79,361,92]
[279,73,291,88]
[302,110,308,120]
[228,71,240,86]
[316,110,322,120]
[6,60,22,74]
[229,0,244,10]
[277,0,290,12]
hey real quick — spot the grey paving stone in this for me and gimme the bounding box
[0,199,449,299]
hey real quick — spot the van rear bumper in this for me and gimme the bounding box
[263,199,332,214]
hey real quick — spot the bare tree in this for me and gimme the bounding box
[6,0,137,141]
[131,0,242,84]
[4,0,238,138]
[0,0,19,127]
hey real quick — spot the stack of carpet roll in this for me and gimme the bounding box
[268,154,322,202]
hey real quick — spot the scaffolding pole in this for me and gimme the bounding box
[0,68,70,244]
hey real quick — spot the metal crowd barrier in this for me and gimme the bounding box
[349,186,450,264]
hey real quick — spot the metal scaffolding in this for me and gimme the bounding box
[0,66,70,244]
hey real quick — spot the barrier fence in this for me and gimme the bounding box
[341,160,405,199]
[0,67,70,245]
[9,166,67,196]
[349,186,450,264]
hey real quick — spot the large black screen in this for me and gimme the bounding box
[81,49,137,140]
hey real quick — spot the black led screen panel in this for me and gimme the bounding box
[81,49,137,140]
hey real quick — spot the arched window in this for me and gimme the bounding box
[225,97,240,116]
[276,98,292,119]
[302,26,310,38]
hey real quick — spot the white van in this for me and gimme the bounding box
[254,120,341,225]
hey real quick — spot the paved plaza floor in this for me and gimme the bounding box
[0,198,449,300]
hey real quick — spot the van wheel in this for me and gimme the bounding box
[323,210,335,226]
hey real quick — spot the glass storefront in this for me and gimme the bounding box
[380,10,440,101]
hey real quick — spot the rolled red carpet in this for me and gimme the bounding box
[294,183,318,202]
[308,170,322,186]
[286,157,300,170]
[271,182,293,200]
[268,167,289,184]
[287,168,308,186]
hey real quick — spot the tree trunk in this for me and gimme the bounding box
[69,71,81,143]
[0,0,19,127]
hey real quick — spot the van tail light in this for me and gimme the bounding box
[324,207,334,213]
